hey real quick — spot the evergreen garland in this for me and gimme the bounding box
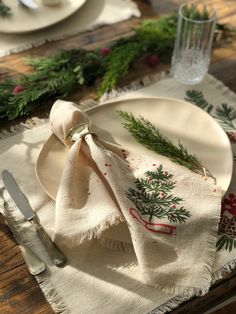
[0,50,106,119]
[0,0,11,17]
[0,13,233,121]
[120,110,216,180]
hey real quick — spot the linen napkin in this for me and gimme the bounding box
[50,99,222,296]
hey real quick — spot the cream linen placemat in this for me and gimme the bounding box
[0,0,140,57]
[0,73,236,313]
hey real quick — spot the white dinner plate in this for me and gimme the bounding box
[35,97,233,200]
[0,0,86,34]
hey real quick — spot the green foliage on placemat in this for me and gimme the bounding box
[185,89,236,131]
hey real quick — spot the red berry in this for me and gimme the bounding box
[13,85,25,95]
[101,47,111,56]
[148,54,159,67]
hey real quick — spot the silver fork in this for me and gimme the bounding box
[3,211,45,275]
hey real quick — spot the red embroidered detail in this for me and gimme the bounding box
[222,193,236,216]
[129,208,176,235]
[103,172,107,176]
[152,164,156,166]
[227,131,236,143]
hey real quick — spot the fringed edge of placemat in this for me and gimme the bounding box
[212,259,236,283]
[99,71,171,103]
[0,117,49,140]
[148,257,236,314]
[36,276,70,314]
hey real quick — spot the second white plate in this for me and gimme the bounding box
[0,0,86,34]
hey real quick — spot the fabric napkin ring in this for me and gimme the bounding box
[65,123,95,146]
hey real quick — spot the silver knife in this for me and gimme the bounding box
[19,0,38,10]
[2,208,46,275]
[2,170,66,267]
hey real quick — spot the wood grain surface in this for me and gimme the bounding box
[0,0,236,313]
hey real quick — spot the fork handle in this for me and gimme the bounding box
[31,217,67,267]
[20,244,46,275]
[3,213,45,275]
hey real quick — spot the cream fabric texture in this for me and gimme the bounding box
[48,99,221,296]
[0,74,236,314]
[0,0,140,57]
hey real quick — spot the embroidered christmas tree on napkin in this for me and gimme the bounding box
[49,99,221,296]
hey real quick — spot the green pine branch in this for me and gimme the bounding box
[0,50,106,119]
[120,110,214,178]
[98,41,144,95]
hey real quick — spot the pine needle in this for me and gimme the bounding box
[120,110,215,180]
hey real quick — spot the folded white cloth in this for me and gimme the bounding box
[50,99,222,296]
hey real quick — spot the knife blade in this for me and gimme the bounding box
[2,208,46,275]
[19,0,38,10]
[2,170,66,267]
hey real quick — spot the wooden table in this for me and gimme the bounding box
[0,1,236,313]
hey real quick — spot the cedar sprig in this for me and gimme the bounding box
[98,14,179,94]
[98,40,144,95]
[0,0,11,17]
[0,49,106,119]
[120,110,215,179]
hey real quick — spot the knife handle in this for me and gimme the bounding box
[20,244,46,275]
[3,214,46,275]
[31,217,67,267]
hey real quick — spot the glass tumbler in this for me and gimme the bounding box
[171,3,217,85]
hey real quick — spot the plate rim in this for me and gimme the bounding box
[35,96,233,200]
[0,0,87,34]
